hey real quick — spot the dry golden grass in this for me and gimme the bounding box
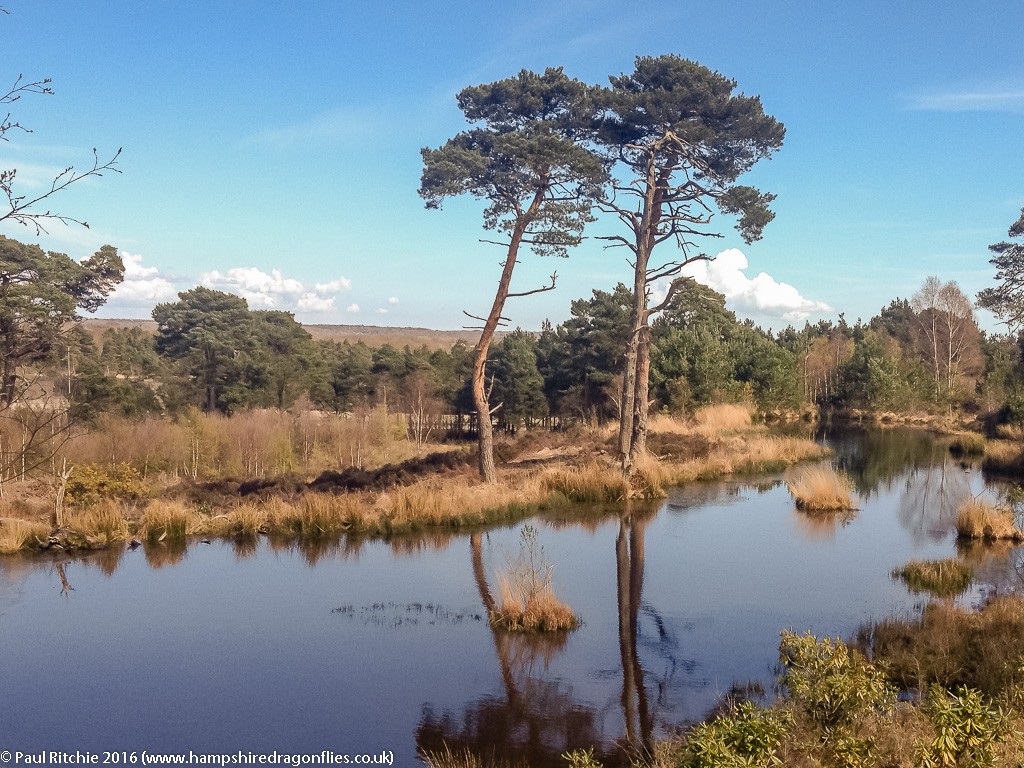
[0,518,49,554]
[67,499,131,543]
[543,462,629,502]
[419,746,523,768]
[0,408,827,552]
[647,402,754,438]
[139,500,197,542]
[785,465,854,512]
[983,439,1024,476]
[956,498,1024,541]
[492,578,578,632]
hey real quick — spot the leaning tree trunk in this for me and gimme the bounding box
[472,190,545,483]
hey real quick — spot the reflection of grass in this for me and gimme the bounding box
[956,499,1024,541]
[947,432,985,457]
[892,558,973,598]
[785,466,854,512]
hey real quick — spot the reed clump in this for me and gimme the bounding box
[67,499,132,544]
[139,500,197,543]
[892,558,973,598]
[956,498,1024,541]
[0,518,49,553]
[489,525,578,633]
[785,465,854,512]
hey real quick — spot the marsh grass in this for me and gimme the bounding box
[860,595,1024,697]
[0,415,823,552]
[544,463,629,502]
[956,498,1024,541]
[139,500,195,542]
[785,465,854,512]
[892,558,973,598]
[0,518,48,553]
[947,432,985,457]
[489,525,578,633]
[982,440,1024,476]
[67,499,131,544]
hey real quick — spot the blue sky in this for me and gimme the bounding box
[1,1,1022,332]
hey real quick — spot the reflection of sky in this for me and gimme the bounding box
[0,429,1019,766]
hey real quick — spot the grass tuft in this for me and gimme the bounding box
[785,465,854,512]
[956,498,1024,541]
[0,518,49,553]
[489,525,578,633]
[892,558,973,598]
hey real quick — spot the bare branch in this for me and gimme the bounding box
[507,271,557,299]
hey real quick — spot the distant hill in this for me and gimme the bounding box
[82,319,489,350]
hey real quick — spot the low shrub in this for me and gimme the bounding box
[676,700,790,768]
[64,463,147,507]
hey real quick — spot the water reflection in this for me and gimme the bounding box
[5,427,1024,765]
[417,507,666,768]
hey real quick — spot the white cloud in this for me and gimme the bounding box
[345,303,360,314]
[314,276,353,293]
[297,293,335,312]
[201,267,306,308]
[387,296,399,305]
[244,107,383,147]
[108,251,177,304]
[200,266,354,315]
[375,308,389,314]
[905,82,1024,112]
[675,248,831,323]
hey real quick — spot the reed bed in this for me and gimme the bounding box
[956,498,1024,541]
[785,465,855,512]
[0,518,49,554]
[982,440,1024,477]
[1,413,827,552]
[892,558,973,598]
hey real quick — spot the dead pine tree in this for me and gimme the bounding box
[420,68,606,482]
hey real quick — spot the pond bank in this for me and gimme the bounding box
[0,426,827,554]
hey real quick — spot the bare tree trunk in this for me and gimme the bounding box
[52,458,72,529]
[472,188,546,483]
[629,322,652,468]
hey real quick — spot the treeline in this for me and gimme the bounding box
[39,275,1024,432]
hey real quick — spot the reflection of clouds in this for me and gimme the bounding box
[897,460,973,544]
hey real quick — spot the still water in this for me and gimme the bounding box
[1,429,1020,766]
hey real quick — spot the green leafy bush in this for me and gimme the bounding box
[917,685,1009,768]
[679,701,790,767]
[779,630,895,733]
[65,463,147,507]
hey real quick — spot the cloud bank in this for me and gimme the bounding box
[107,251,177,306]
[674,248,831,323]
[200,266,351,314]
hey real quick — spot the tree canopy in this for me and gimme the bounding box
[978,208,1024,331]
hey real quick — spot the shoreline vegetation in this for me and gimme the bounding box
[0,404,828,556]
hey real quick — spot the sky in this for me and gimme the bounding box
[1,1,1022,333]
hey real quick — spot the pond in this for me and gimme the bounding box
[1,428,1021,767]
